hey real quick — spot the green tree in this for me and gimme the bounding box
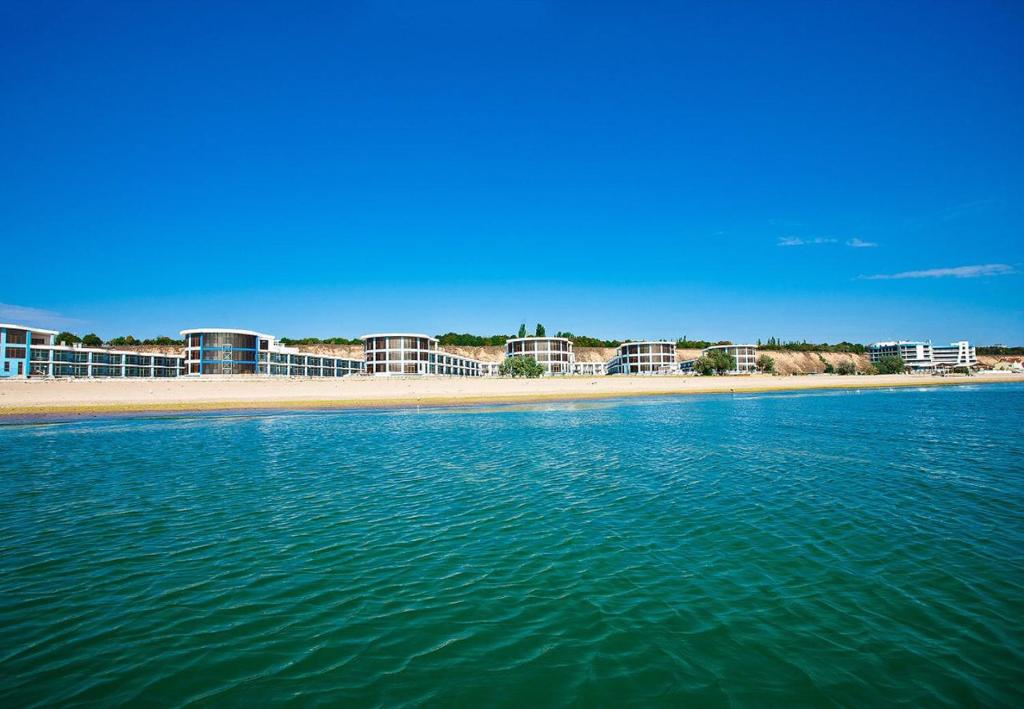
[55,331,80,345]
[108,335,140,347]
[836,360,857,376]
[518,323,527,338]
[874,356,905,374]
[81,333,103,347]
[756,354,775,373]
[535,323,545,337]
[499,356,544,378]
[142,336,186,346]
[694,350,736,375]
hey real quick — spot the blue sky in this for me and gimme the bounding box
[2,1,1022,344]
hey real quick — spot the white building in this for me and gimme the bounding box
[867,341,935,370]
[679,344,758,374]
[181,328,362,377]
[606,341,677,374]
[504,337,575,375]
[362,334,484,376]
[932,341,978,369]
[1,323,185,378]
[573,361,607,376]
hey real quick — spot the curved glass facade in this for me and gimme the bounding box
[504,338,574,375]
[183,329,364,377]
[607,341,678,374]
[184,331,263,376]
[363,335,482,376]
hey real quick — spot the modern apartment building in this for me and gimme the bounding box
[679,344,758,374]
[867,341,935,370]
[504,337,575,375]
[362,334,484,376]
[606,341,677,374]
[182,328,362,377]
[2,323,184,378]
[932,341,978,369]
[868,340,978,370]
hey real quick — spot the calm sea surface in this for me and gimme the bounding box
[1,384,1022,706]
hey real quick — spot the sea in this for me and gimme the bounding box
[1,383,1022,706]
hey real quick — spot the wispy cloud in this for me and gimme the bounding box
[0,302,84,328]
[846,238,877,248]
[777,236,837,247]
[860,264,1016,280]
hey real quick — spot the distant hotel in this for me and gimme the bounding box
[2,320,982,380]
[867,340,977,371]
[679,344,759,374]
[1,323,184,378]
[362,334,483,376]
[182,328,363,377]
[606,341,677,374]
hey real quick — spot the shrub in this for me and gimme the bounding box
[694,350,736,375]
[874,356,906,374]
[756,354,775,373]
[499,356,544,378]
[836,360,857,376]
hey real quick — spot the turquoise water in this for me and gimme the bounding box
[1,385,1022,706]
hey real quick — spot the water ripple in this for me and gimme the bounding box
[1,385,1023,706]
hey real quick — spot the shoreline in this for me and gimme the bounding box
[1,373,1021,420]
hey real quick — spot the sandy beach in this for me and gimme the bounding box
[1,372,1021,417]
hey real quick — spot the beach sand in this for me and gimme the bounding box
[1,372,1022,417]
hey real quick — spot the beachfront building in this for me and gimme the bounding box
[2,323,185,378]
[932,341,978,369]
[868,340,978,371]
[2,323,56,378]
[573,361,607,376]
[606,341,678,375]
[362,333,483,376]
[504,337,575,375]
[679,344,758,374]
[182,328,363,377]
[867,341,935,370]
[479,361,502,377]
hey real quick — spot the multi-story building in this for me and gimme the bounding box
[181,328,362,377]
[606,341,677,374]
[867,341,935,370]
[679,344,758,374]
[504,337,575,375]
[573,361,607,376]
[2,323,184,378]
[362,333,483,376]
[932,341,978,369]
[867,340,978,370]
[1,323,55,378]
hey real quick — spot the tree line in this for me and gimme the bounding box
[48,329,1022,354]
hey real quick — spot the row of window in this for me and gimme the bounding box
[364,337,434,351]
[23,350,184,366]
[29,364,182,378]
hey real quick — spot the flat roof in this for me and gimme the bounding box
[618,340,677,347]
[0,323,59,335]
[703,344,756,350]
[180,328,273,338]
[360,333,433,340]
[505,336,572,343]
[869,341,929,347]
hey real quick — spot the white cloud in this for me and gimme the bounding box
[777,236,837,247]
[846,238,877,248]
[0,302,84,328]
[860,264,1016,280]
